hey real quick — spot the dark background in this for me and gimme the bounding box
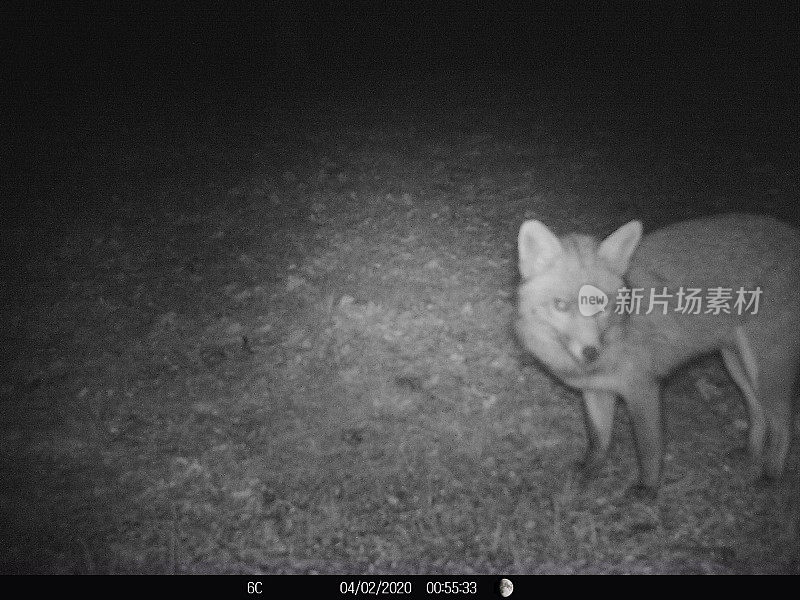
[8,2,798,129]
[4,1,800,575]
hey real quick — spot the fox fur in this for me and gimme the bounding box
[516,213,800,497]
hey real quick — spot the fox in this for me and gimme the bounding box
[516,213,800,498]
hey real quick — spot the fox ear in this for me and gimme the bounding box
[518,220,564,279]
[598,220,643,274]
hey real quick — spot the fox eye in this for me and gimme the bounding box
[553,298,569,312]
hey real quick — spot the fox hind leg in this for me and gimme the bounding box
[760,374,795,481]
[741,326,799,482]
[721,335,765,461]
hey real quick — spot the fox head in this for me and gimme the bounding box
[516,219,643,374]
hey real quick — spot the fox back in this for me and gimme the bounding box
[516,213,800,497]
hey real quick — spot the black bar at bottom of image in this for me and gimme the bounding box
[8,574,534,598]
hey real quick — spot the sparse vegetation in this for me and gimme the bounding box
[4,74,798,574]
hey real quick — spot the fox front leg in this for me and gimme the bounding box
[579,391,618,475]
[622,384,663,499]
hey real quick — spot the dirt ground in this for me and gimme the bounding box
[4,72,799,573]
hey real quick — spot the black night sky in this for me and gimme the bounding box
[10,3,798,128]
[4,1,800,577]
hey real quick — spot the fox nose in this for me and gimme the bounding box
[582,345,600,363]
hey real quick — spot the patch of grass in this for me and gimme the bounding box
[5,81,799,573]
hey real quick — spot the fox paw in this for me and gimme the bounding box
[574,451,607,473]
[626,484,658,501]
[754,473,778,489]
[725,446,749,461]
[572,459,599,480]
